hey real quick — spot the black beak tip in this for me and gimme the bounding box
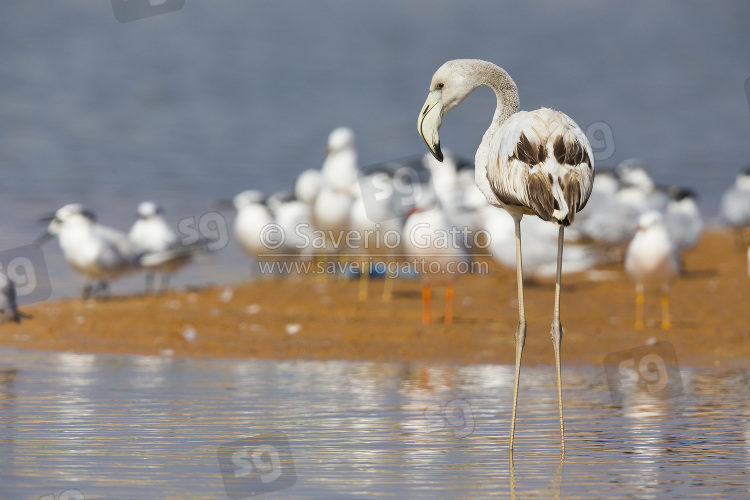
[433,144,444,162]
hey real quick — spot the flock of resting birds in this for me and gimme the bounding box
[0,59,749,451]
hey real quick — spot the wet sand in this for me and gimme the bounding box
[1,230,748,368]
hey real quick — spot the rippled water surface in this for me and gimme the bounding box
[1,348,749,499]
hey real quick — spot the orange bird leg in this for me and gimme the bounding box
[444,283,454,324]
[422,284,431,325]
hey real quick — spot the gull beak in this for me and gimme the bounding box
[36,213,60,244]
[34,230,53,246]
[417,90,444,162]
[38,213,56,224]
[211,199,236,210]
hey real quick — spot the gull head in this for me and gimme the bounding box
[136,201,164,220]
[36,203,96,243]
[737,165,750,190]
[616,159,655,191]
[233,190,265,210]
[636,211,664,232]
[326,127,355,156]
[668,187,697,203]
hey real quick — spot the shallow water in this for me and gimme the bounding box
[0,1,749,299]
[1,348,749,499]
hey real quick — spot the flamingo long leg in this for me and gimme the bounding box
[550,224,565,452]
[509,216,527,451]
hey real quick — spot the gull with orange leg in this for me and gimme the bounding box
[311,127,359,280]
[402,194,468,325]
[625,211,679,330]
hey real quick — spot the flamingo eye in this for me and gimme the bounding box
[436,83,444,90]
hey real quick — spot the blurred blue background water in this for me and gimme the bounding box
[1,1,749,296]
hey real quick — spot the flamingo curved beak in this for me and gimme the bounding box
[418,90,444,162]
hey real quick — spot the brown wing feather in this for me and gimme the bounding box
[553,135,591,171]
[552,133,594,221]
[513,133,547,166]
[486,108,595,224]
[527,172,554,221]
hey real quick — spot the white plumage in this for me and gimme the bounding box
[42,204,142,298]
[615,159,670,216]
[624,211,679,330]
[402,200,469,285]
[129,201,192,292]
[576,159,667,246]
[321,127,358,190]
[720,167,750,247]
[577,183,643,245]
[481,206,597,279]
[311,127,358,257]
[271,196,315,261]
[423,151,488,236]
[402,195,468,324]
[229,190,315,277]
[129,201,178,252]
[575,168,619,225]
[294,168,323,206]
[348,178,404,300]
[485,108,594,224]
[721,167,750,226]
[232,190,275,264]
[664,188,703,254]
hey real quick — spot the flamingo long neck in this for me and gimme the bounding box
[468,61,520,209]
[472,61,520,143]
